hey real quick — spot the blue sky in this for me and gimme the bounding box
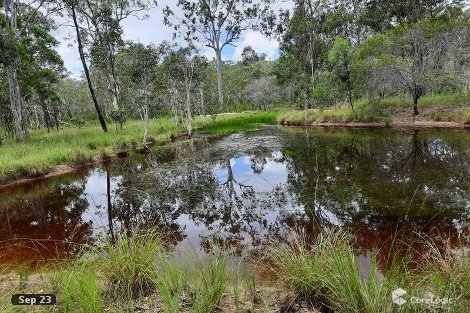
[52,0,294,78]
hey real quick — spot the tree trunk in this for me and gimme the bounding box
[6,66,23,142]
[199,88,206,127]
[39,100,52,132]
[186,88,192,137]
[413,93,420,115]
[303,90,308,121]
[215,49,224,107]
[71,3,108,132]
[106,47,120,109]
[348,83,354,111]
[142,103,149,146]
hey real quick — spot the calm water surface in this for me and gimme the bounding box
[1,126,470,270]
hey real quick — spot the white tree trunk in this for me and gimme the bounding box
[215,49,224,107]
[186,88,192,136]
[6,66,23,142]
[142,103,149,146]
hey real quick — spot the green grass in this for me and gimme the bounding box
[51,258,103,313]
[1,228,469,312]
[278,93,469,126]
[199,111,279,134]
[378,93,470,108]
[0,112,280,183]
[278,102,390,125]
[100,232,163,300]
[267,230,470,313]
[190,250,229,313]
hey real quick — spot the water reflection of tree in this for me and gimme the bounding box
[107,137,296,256]
[281,128,470,271]
[0,175,93,265]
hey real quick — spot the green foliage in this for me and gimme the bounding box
[109,108,127,127]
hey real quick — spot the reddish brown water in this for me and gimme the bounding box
[1,127,469,271]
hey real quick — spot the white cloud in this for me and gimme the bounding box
[232,31,280,62]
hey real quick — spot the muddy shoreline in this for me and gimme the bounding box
[278,120,470,128]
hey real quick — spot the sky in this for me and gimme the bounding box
[53,0,295,78]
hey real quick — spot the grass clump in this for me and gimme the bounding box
[101,233,161,298]
[51,258,103,313]
[100,232,162,300]
[270,231,390,312]
[153,253,187,313]
[414,241,470,312]
[191,251,229,313]
[268,230,470,313]
[268,231,400,313]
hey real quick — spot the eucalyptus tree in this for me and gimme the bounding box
[65,0,107,132]
[1,0,56,141]
[163,0,271,107]
[116,42,161,145]
[360,18,470,115]
[75,0,154,110]
[1,0,65,140]
[328,37,356,109]
[162,47,208,136]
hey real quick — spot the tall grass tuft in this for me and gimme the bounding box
[153,252,187,313]
[51,258,103,313]
[415,239,470,312]
[100,232,162,300]
[191,250,229,313]
[268,230,400,313]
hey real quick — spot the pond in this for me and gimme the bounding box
[1,126,470,271]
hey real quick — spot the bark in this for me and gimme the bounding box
[199,88,206,126]
[348,83,354,111]
[413,93,420,115]
[412,86,422,115]
[106,46,120,109]
[39,99,52,132]
[71,3,108,132]
[142,94,149,146]
[186,88,192,137]
[303,90,308,120]
[6,66,23,142]
[215,49,224,107]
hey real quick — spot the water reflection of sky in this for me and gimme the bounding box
[213,153,288,192]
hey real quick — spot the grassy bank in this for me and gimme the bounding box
[1,229,469,312]
[0,112,279,184]
[278,94,470,126]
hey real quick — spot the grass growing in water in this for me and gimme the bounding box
[267,229,470,313]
